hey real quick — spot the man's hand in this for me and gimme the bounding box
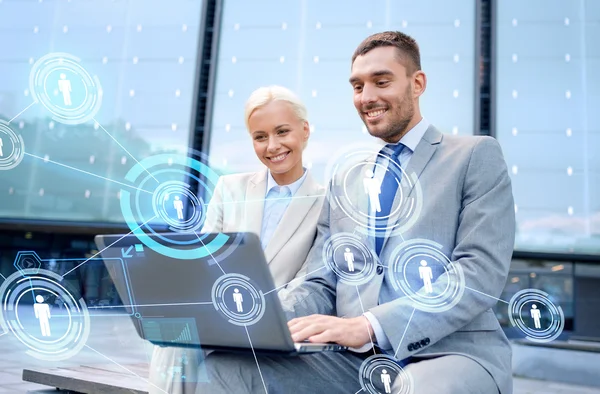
[288,314,374,348]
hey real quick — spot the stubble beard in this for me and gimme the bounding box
[365,96,414,143]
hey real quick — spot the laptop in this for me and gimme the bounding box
[94,231,347,355]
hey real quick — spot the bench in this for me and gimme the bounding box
[22,363,150,393]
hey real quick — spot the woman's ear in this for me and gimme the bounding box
[303,121,310,140]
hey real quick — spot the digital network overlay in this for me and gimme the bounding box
[0,265,91,361]
[0,51,567,393]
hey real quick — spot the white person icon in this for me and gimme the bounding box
[530,304,542,329]
[418,260,434,294]
[233,288,244,313]
[33,295,52,337]
[344,248,356,272]
[363,169,382,213]
[173,195,185,220]
[57,73,73,106]
[381,369,392,393]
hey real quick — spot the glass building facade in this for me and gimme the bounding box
[0,0,204,223]
[0,0,597,255]
[208,0,477,185]
[496,0,600,254]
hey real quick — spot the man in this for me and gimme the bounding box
[194,31,515,394]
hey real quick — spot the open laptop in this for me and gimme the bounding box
[94,231,347,355]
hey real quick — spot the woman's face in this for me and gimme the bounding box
[248,100,309,179]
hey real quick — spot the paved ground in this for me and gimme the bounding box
[0,309,598,393]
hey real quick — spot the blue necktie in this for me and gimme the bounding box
[375,143,405,256]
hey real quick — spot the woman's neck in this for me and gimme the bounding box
[271,162,304,185]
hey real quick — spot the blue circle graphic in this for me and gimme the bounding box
[0,268,90,361]
[388,239,465,313]
[0,120,25,170]
[29,52,102,125]
[325,145,423,239]
[120,151,241,261]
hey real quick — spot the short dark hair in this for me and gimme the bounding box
[352,31,421,74]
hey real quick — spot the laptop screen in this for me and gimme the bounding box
[95,232,295,352]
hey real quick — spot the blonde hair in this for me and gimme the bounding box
[244,85,309,133]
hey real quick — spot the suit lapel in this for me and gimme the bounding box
[244,170,267,237]
[400,125,443,199]
[264,171,322,264]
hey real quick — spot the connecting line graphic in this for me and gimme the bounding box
[84,344,168,394]
[354,389,364,394]
[8,102,36,125]
[263,265,327,296]
[202,194,328,208]
[0,272,6,281]
[88,301,213,309]
[194,232,226,275]
[355,285,376,356]
[393,307,416,359]
[24,152,153,195]
[465,286,510,305]
[244,325,269,394]
[92,118,159,183]
[0,331,8,338]
[62,215,157,277]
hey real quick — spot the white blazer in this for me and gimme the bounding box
[149,169,324,393]
[202,169,325,288]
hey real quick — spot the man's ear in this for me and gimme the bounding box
[413,70,427,98]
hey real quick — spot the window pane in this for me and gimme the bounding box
[496,0,600,254]
[0,0,203,223]
[208,0,477,184]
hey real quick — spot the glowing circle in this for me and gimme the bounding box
[152,181,206,232]
[323,233,377,285]
[359,354,413,394]
[324,144,422,238]
[29,52,102,125]
[508,288,564,343]
[0,268,90,361]
[387,239,465,313]
[120,150,243,261]
[211,274,265,326]
[0,120,25,170]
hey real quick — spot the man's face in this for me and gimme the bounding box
[350,46,416,143]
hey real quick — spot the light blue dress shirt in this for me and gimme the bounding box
[362,117,430,353]
[260,168,308,250]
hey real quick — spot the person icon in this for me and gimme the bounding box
[530,304,542,329]
[233,288,244,312]
[0,136,3,157]
[418,260,433,294]
[173,195,184,220]
[33,295,52,337]
[58,73,72,106]
[363,169,382,213]
[343,248,355,272]
[381,368,392,393]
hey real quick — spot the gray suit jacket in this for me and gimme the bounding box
[280,125,516,394]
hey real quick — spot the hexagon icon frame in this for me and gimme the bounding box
[14,251,43,277]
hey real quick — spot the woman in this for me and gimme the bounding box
[149,85,325,393]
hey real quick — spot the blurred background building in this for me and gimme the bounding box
[0,0,598,391]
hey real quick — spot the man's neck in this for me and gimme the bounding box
[384,114,423,144]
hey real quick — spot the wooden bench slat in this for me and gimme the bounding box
[22,364,150,394]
